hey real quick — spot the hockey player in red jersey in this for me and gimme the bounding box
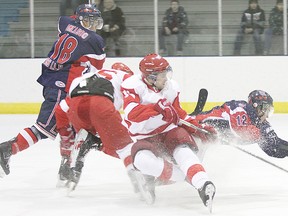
[0,4,106,178]
[121,53,216,211]
[55,65,135,190]
[194,90,288,158]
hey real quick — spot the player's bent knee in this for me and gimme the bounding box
[131,140,157,161]
[133,150,157,173]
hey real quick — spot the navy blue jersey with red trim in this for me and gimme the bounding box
[224,101,288,158]
[197,100,288,158]
[37,16,106,93]
[224,100,259,125]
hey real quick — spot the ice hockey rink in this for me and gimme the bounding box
[0,114,287,216]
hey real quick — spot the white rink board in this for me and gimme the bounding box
[0,56,287,103]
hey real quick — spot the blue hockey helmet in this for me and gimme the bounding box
[248,90,274,119]
[75,4,103,31]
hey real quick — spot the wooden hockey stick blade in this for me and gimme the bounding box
[190,88,208,116]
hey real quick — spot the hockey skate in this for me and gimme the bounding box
[66,129,102,194]
[56,156,72,187]
[67,160,84,194]
[198,181,216,213]
[133,171,155,205]
[70,129,102,168]
[0,138,14,177]
[127,169,140,194]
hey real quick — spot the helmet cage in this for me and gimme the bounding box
[76,4,103,30]
[255,102,274,118]
[80,16,103,30]
[248,90,274,119]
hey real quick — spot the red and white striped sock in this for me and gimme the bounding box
[11,128,38,155]
[173,145,209,189]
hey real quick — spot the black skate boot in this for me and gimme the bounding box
[56,156,72,187]
[67,160,84,193]
[198,181,216,213]
[78,130,103,156]
[133,171,155,205]
[0,138,14,177]
[70,129,102,165]
[65,129,102,194]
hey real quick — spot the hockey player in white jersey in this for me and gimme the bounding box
[55,63,136,191]
[121,53,216,211]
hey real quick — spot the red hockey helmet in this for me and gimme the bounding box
[111,62,134,75]
[139,53,172,78]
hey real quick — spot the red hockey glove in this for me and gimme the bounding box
[182,118,217,143]
[154,98,179,125]
[199,124,218,143]
[58,126,75,157]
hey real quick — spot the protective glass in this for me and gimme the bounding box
[147,66,173,90]
[147,66,173,81]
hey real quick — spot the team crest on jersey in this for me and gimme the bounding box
[55,81,66,88]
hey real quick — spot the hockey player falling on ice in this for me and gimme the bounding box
[0,4,105,178]
[121,53,217,212]
[194,90,288,158]
[55,63,135,190]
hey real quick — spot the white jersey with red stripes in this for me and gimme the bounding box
[121,74,188,139]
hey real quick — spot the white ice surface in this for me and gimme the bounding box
[0,114,288,216]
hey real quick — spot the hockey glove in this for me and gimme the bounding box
[182,118,217,143]
[58,126,75,157]
[154,98,179,125]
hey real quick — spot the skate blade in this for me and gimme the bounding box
[205,184,216,213]
[66,181,77,196]
[56,175,70,188]
[134,172,155,205]
[0,169,6,178]
[0,164,8,178]
[56,179,69,188]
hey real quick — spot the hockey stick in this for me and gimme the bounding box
[181,119,288,174]
[189,88,208,116]
[225,142,288,174]
[179,119,210,134]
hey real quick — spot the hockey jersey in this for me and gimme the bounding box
[68,68,131,111]
[37,16,106,93]
[195,100,288,158]
[56,68,131,132]
[121,75,188,139]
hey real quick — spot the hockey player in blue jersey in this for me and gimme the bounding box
[0,4,106,179]
[194,90,288,158]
